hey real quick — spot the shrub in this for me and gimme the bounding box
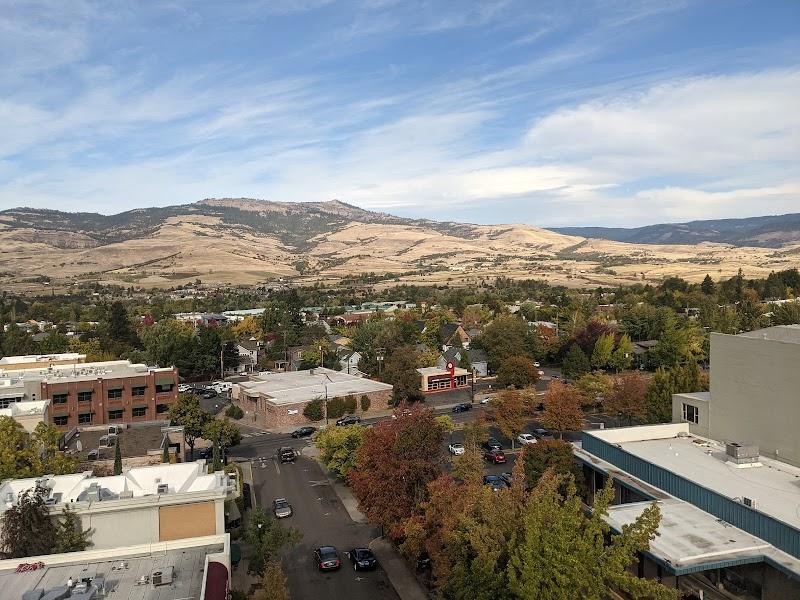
[303,398,324,422]
[344,394,357,414]
[225,404,244,420]
[360,394,371,412]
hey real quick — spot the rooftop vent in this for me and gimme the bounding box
[725,442,761,468]
[151,566,174,586]
[156,483,169,494]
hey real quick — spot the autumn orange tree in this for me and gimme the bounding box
[540,380,584,438]
[348,406,445,538]
[606,371,648,426]
[486,389,535,449]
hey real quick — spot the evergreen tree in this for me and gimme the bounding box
[113,440,122,475]
[162,442,170,463]
[212,442,222,472]
[54,507,93,553]
[645,368,674,423]
[609,334,633,372]
[701,274,716,295]
[562,344,591,380]
[0,487,57,558]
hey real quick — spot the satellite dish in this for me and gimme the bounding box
[76,440,83,452]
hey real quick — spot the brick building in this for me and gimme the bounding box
[0,357,178,430]
[231,368,393,428]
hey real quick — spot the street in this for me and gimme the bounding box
[237,439,399,600]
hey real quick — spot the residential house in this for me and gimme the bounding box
[437,348,489,376]
[338,350,362,375]
[439,323,470,350]
[236,338,261,373]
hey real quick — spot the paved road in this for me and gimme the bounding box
[249,445,399,600]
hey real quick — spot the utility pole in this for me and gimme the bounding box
[220,347,224,380]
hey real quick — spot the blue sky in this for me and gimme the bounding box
[1,0,798,226]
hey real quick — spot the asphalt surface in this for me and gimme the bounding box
[247,444,399,600]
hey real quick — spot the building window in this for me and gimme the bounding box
[682,403,699,424]
[108,388,123,400]
[132,406,147,418]
[156,383,174,393]
[156,403,169,414]
[78,413,92,425]
[108,409,124,421]
[131,386,146,397]
[0,397,22,409]
[52,393,69,404]
[78,391,93,402]
[53,415,69,426]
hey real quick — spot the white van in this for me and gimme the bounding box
[210,381,233,394]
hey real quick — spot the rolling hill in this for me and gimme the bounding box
[1,199,798,292]
[552,213,800,248]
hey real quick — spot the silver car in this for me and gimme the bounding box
[448,443,465,455]
[273,497,293,518]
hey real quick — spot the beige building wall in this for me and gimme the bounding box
[709,332,800,466]
[81,506,159,549]
[159,501,218,541]
[671,393,711,439]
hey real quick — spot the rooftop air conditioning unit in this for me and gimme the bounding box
[106,435,117,448]
[108,425,121,435]
[726,442,761,467]
[743,497,758,508]
[151,566,174,586]
[157,483,169,494]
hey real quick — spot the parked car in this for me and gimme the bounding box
[533,362,541,368]
[480,397,491,405]
[347,547,377,571]
[196,447,212,460]
[482,475,508,491]
[448,442,465,455]
[517,433,537,446]
[314,546,342,571]
[336,415,361,426]
[210,381,233,394]
[273,497,293,518]
[481,438,502,452]
[291,426,317,438]
[452,402,472,413]
[484,449,507,464]
[178,383,191,393]
[533,428,551,439]
[278,447,295,463]
[537,370,545,376]
[201,389,217,399]
[499,472,513,486]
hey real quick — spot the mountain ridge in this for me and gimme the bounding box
[552,213,800,248]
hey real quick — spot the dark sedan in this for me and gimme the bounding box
[336,415,361,426]
[347,547,378,571]
[482,475,508,492]
[452,402,472,413]
[291,426,317,438]
[481,437,502,452]
[314,546,342,571]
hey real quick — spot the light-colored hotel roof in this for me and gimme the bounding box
[737,324,800,344]
[237,367,392,405]
[585,424,800,529]
[0,352,85,365]
[0,359,174,384]
[0,461,229,511]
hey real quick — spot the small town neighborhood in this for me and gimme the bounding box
[0,268,799,600]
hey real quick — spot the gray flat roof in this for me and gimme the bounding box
[737,325,800,344]
[673,391,711,403]
[0,543,223,599]
[587,425,800,529]
[238,368,392,405]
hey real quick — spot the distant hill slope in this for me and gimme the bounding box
[0,199,798,291]
[551,213,800,248]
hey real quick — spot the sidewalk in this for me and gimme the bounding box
[370,537,429,600]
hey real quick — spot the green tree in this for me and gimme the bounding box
[496,355,540,389]
[169,393,212,459]
[772,301,800,325]
[574,371,613,408]
[303,397,324,421]
[54,507,93,553]
[245,507,302,577]
[701,274,716,295]
[0,418,76,480]
[162,442,170,464]
[506,475,678,600]
[609,334,634,372]
[561,344,591,380]
[203,418,242,462]
[113,440,122,475]
[382,345,424,404]
[106,301,136,346]
[0,486,57,558]
[522,439,584,495]
[590,333,614,370]
[314,425,365,479]
[212,442,222,472]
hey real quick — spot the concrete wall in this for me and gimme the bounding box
[709,333,800,466]
[81,505,159,549]
[671,394,711,438]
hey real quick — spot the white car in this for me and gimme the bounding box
[480,397,491,405]
[533,362,541,368]
[538,370,544,376]
[178,384,191,393]
[517,433,537,446]
[210,381,233,393]
[448,443,465,455]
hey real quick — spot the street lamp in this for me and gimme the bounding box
[376,347,385,376]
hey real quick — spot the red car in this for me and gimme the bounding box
[314,546,342,571]
[484,449,507,464]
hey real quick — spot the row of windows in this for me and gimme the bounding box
[52,403,170,426]
[0,397,23,409]
[51,385,163,404]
